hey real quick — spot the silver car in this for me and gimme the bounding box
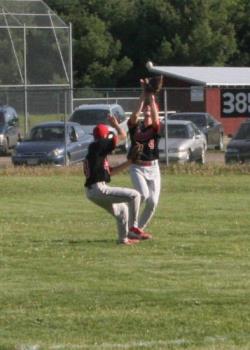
[0,105,21,154]
[69,104,129,151]
[168,112,224,150]
[159,120,207,164]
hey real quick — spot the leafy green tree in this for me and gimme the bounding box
[169,0,237,65]
[0,30,24,84]
[114,0,238,84]
[45,0,242,87]
[229,0,250,65]
[46,0,133,87]
[109,0,177,84]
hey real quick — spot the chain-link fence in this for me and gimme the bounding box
[71,87,208,165]
[2,84,243,166]
[0,0,73,136]
[72,87,205,116]
[0,87,71,136]
[73,88,142,115]
[1,86,202,137]
[0,0,70,85]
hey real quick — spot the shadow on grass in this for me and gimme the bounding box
[31,238,114,245]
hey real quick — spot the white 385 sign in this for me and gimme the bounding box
[221,89,250,117]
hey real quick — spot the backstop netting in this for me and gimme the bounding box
[0,0,72,135]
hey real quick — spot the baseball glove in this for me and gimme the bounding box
[129,142,144,162]
[142,75,163,94]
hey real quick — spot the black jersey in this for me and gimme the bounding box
[128,120,161,161]
[84,137,116,187]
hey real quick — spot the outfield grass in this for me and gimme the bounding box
[0,166,249,350]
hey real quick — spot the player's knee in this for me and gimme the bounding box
[113,204,128,222]
[145,196,158,210]
[131,189,141,201]
[139,192,148,202]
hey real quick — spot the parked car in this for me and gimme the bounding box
[225,120,250,163]
[0,105,21,155]
[12,121,93,166]
[168,112,224,150]
[69,104,129,151]
[159,120,207,163]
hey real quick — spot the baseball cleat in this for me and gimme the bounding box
[129,226,152,240]
[118,238,140,245]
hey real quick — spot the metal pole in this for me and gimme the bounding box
[164,88,169,165]
[64,89,68,166]
[6,91,9,105]
[49,11,69,83]
[69,22,74,114]
[24,24,28,135]
[64,109,67,166]
[3,8,24,83]
[57,91,60,114]
[64,90,68,116]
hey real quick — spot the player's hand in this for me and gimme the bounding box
[107,114,119,128]
[140,79,145,88]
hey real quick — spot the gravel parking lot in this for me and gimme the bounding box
[110,151,225,166]
[0,150,225,169]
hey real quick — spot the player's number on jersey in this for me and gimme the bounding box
[222,91,250,114]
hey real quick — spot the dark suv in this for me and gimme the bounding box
[225,120,250,163]
[0,105,21,155]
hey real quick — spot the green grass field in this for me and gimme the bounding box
[0,165,249,350]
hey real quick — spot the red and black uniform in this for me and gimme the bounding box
[128,120,161,162]
[84,136,117,188]
[83,129,142,244]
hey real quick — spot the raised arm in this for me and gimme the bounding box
[107,114,126,144]
[149,94,160,129]
[128,79,146,125]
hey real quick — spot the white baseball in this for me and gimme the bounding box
[146,61,153,69]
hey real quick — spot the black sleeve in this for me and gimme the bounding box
[97,138,115,156]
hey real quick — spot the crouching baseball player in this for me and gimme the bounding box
[83,115,152,245]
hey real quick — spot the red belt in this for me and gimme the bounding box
[134,160,156,166]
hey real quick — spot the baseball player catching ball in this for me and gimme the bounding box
[83,115,152,245]
[127,79,162,236]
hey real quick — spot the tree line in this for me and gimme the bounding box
[46,0,250,88]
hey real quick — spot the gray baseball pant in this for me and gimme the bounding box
[85,182,141,242]
[129,161,161,230]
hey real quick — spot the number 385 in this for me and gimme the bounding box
[222,91,250,114]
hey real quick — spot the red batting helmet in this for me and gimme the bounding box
[93,124,109,139]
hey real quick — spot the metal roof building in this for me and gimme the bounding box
[147,66,250,87]
[147,65,250,135]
